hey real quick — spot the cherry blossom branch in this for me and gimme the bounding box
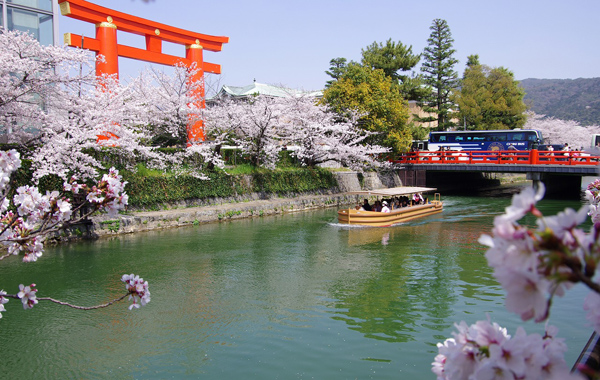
[0,275,150,316]
[434,183,600,379]
[2,292,129,310]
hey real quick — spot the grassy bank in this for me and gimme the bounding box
[122,166,338,209]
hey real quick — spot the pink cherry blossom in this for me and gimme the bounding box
[502,182,545,221]
[433,321,583,380]
[0,290,8,318]
[121,274,151,310]
[17,284,38,309]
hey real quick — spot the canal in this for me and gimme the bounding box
[0,187,593,379]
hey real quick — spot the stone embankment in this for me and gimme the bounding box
[90,171,402,237]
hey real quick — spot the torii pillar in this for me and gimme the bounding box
[95,19,118,79]
[186,42,205,142]
[59,0,229,144]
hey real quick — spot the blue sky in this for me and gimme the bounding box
[59,0,600,91]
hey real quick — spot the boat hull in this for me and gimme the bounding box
[338,202,443,227]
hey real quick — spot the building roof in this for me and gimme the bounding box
[211,81,322,100]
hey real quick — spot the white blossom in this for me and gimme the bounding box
[121,273,151,310]
[433,320,582,380]
[17,284,38,310]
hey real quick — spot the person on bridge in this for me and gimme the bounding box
[562,143,571,161]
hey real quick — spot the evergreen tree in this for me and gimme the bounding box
[325,57,349,88]
[454,54,527,130]
[360,39,424,100]
[419,19,459,130]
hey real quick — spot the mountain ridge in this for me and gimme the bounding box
[519,77,600,126]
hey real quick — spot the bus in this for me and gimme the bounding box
[428,130,543,152]
[592,134,600,148]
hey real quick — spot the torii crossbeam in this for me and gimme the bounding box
[59,0,229,143]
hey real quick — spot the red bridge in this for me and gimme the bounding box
[393,149,600,166]
[391,149,599,197]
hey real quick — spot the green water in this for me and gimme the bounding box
[0,190,593,379]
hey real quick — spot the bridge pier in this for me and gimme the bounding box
[397,169,427,187]
[537,173,582,198]
[424,171,499,193]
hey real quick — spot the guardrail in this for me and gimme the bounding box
[392,149,600,166]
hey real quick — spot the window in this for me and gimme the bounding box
[3,0,55,45]
[431,134,447,143]
[8,7,53,44]
[511,133,525,141]
[8,0,52,12]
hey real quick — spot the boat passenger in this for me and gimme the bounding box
[373,201,382,212]
[413,193,423,205]
[362,199,372,211]
[381,201,390,213]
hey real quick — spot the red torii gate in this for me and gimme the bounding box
[58,0,229,143]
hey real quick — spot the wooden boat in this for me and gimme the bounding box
[338,186,443,227]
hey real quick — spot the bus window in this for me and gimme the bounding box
[490,133,506,142]
[431,134,447,143]
[512,133,525,141]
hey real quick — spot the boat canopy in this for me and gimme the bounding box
[346,186,437,197]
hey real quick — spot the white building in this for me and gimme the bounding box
[1,0,60,45]
[210,81,322,102]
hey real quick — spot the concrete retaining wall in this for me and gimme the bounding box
[91,192,361,237]
[84,170,404,238]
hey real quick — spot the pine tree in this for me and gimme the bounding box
[419,19,459,130]
[325,57,348,88]
[360,39,424,101]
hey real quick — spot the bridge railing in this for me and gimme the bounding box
[392,149,600,166]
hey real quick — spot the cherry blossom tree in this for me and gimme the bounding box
[129,64,224,172]
[2,30,221,182]
[432,183,600,379]
[29,74,160,180]
[0,29,93,145]
[524,111,600,150]
[0,30,151,180]
[282,95,389,170]
[204,94,389,170]
[131,64,204,147]
[204,96,286,169]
